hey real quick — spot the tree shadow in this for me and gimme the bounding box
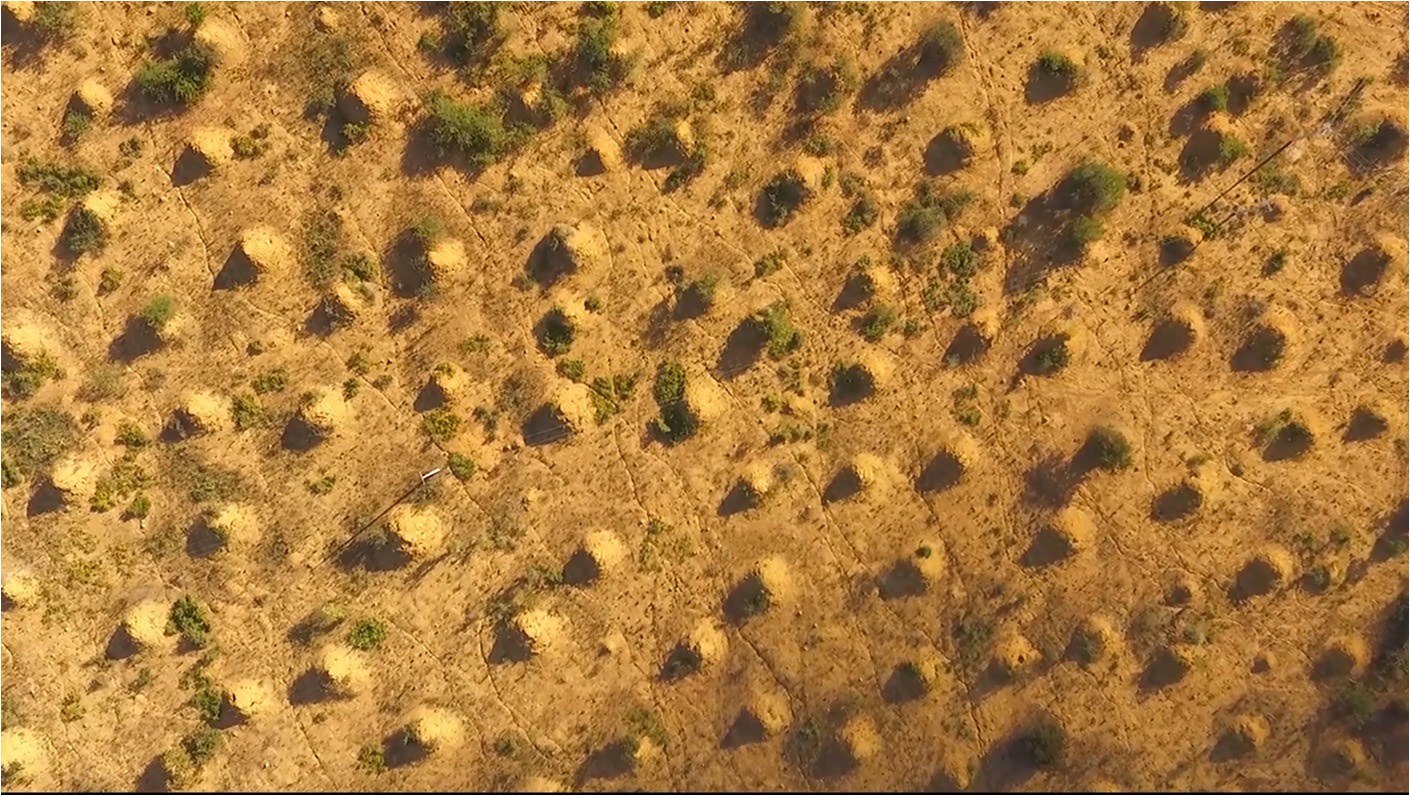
[399,123,452,178]
[717,3,798,74]
[831,271,874,312]
[1163,52,1205,93]
[0,7,47,70]
[857,41,946,112]
[1129,2,1180,59]
[1369,499,1407,563]
[1001,191,1083,296]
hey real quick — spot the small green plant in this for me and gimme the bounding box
[447,452,476,481]
[230,393,267,431]
[32,1,78,40]
[1217,134,1250,165]
[1264,249,1288,275]
[346,618,387,651]
[941,242,978,278]
[754,249,786,278]
[61,107,92,142]
[1065,161,1126,214]
[556,359,586,381]
[425,91,513,166]
[858,304,896,343]
[138,295,177,331]
[1066,215,1104,250]
[843,194,879,235]
[1086,425,1132,471]
[61,206,107,255]
[1199,83,1229,112]
[124,493,152,520]
[115,421,149,449]
[624,707,668,751]
[356,744,386,774]
[1033,335,1071,374]
[168,596,212,648]
[231,125,271,159]
[1,407,76,481]
[441,1,500,64]
[536,308,576,356]
[1036,51,1080,79]
[680,273,719,311]
[645,0,669,17]
[182,728,221,765]
[191,685,221,724]
[305,475,336,495]
[251,368,288,395]
[18,157,100,197]
[2,353,61,400]
[135,44,216,105]
[184,3,207,27]
[896,182,973,245]
[753,303,802,359]
[422,409,461,442]
[574,14,627,92]
[758,170,811,228]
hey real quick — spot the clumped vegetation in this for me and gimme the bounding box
[347,618,387,651]
[896,182,973,245]
[60,205,107,256]
[758,169,811,228]
[135,44,216,106]
[168,596,212,648]
[1059,161,1125,252]
[425,91,518,166]
[535,308,576,356]
[1,407,76,487]
[652,361,695,443]
[574,10,629,92]
[1085,426,1133,471]
[17,158,99,197]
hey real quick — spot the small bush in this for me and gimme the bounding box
[422,409,461,442]
[251,368,288,395]
[680,274,718,311]
[918,21,964,73]
[1066,215,1104,249]
[447,452,476,481]
[61,206,107,256]
[2,353,61,400]
[941,242,978,278]
[843,194,879,235]
[1217,134,1250,165]
[1023,721,1068,768]
[859,304,896,342]
[346,618,387,651]
[33,2,77,40]
[754,303,802,359]
[759,170,811,228]
[1086,426,1132,470]
[794,59,857,116]
[575,14,628,92]
[138,295,177,331]
[135,44,215,105]
[1033,335,1071,374]
[230,393,267,431]
[652,361,695,443]
[168,596,212,648]
[191,686,221,724]
[182,728,221,765]
[61,108,91,142]
[443,2,501,64]
[1065,161,1125,214]
[231,125,270,159]
[754,249,786,278]
[17,158,100,197]
[123,493,151,520]
[1199,83,1229,112]
[1036,51,1080,80]
[1,407,76,479]
[425,92,512,166]
[896,183,973,245]
[356,744,386,774]
[536,308,576,356]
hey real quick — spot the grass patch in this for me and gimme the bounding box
[135,44,216,105]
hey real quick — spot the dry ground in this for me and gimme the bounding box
[1,1,1407,792]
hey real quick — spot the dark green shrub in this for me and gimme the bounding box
[1,407,76,479]
[1086,426,1132,471]
[858,305,896,342]
[422,409,461,442]
[17,158,100,197]
[536,308,576,356]
[447,452,476,481]
[182,728,221,765]
[575,14,627,91]
[135,44,215,105]
[347,618,387,651]
[941,242,978,278]
[918,21,964,73]
[758,170,811,228]
[61,206,107,255]
[1033,335,1071,374]
[843,194,879,235]
[652,361,696,443]
[896,183,973,245]
[2,353,60,400]
[443,2,501,64]
[1066,215,1104,249]
[1065,162,1125,214]
[1036,51,1080,80]
[753,303,802,359]
[794,59,856,115]
[556,358,586,380]
[754,249,786,278]
[1217,134,1250,165]
[33,2,77,41]
[168,596,212,648]
[1198,83,1229,111]
[425,92,511,165]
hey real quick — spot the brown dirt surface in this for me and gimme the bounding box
[1,2,1406,792]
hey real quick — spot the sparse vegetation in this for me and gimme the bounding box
[168,596,212,648]
[425,91,517,165]
[896,182,973,245]
[347,618,387,651]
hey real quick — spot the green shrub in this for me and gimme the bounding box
[231,125,270,159]
[135,44,215,105]
[1198,83,1229,112]
[230,393,266,431]
[2,353,60,400]
[443,2,501,63]
[425,92,511,166]
[843,194,879,235]
[422,409,461,442]
[123,493,151,520]
[652,361,695,443]
[794,59,856,115]
[1066,215,1104,249]
[556,358,586,381]
[61,108,91,142]
[754,249,786,278]
[356,744,386,774]
[625,112,686,163]
[33,2,77,40]
[447,452,476,481]
[940,243,978,278]
[1024,721,1067,768]
[759,170,811,228]
[896,183,973,245]
[1065,162,1125,214]
[1086,426,1132,470]
[182,727,221,765]
[753,303,802,359]
[680,274,718,310]
[17,158,100,197]
[645,0,669,17]
[575,15,627,91]
[1217,134,1249,165]
[536,308,576,356]
[346,618,387,651]
[918,21,964,72]
[191,685,221,723]
[138,296,177,331]
[1033,335,1071,374]
[168,596,212,648]
[858,305,896,342]
[61,206,107,255]
[251,368,288,395]
[1036,51,1080,79]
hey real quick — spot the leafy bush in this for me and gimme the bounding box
[753,303,802,359]
[346,618,387,651]
[1065,162,1125,214]
[356,744,386,774]
[443,2,501,64]
[843,194,879,235]
[536,308,576,356]
[575,14,627,91]
[447,452,476,481]
[138,296,177,331]
[754,249,786,278]
[33,2,77,41]
[18,158,99,197]
[859,305,896,342]
[1033,335,1072,374]
[1217,134,1250,165]
[1086,426,1132,470]
[896,183,973,245]
[168,596,212,648]
[61,206,107,255]
[1,407,75,482]
[794,59,856,115]
[1066,215,1104,249]
[135,44,215,105]
[652,361,695,443]
[426,92,511,166]
[2,353,60,400]
[759,170,811,228]
[941,243,978,278]
[1199,83,1229,112]
[1023,721,1068,768]
[422,409,461,442]
[1036,51,1080,79]
[182,728,221,765]
[251,368,288,395]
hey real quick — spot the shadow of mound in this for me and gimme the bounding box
[721,711,766,749]
[280,416,326,453]
[1163,52,1205,93]
[1177,127,1226,183]
[213,246,259,290]
[973,730,1043,791]
[487,622,532,665]
[1001,193,1084,296]
[878,560,927,600]
[1370,500,1407,563]
[1347,122,1409,174]
[943,323,991,366]
[524,229,577,289]
[1341,247,1389,297]
[717,482,758,517]
[716,318,765,379]
[1229,328,1285,373]
[287,670,341,705]
[1138,646,1189,691]
[1022,454,1080,508]
[108,318,163,363]
[1261,426,1312,462]
[1228,558,1281,603]
[105,626,142,661]
[413,381,447,412]
[916,452,963,493]
[383,729,430,770]
[170,148,212,187]
[809,735,860,781]
[522,404,572,447]
[561,548,600,587]
[185,518,225,559]
[1,8,47,70]
[26,480,66,516]
[831,272,874,312]
[723,574,769,625]
[1151,484,1201,522]
[383,231,432,299]
[882,664,927,704]
[858,42,947,112]
[134,754,171,794]
[923,129,970,175]
[399,123,448,178]
[658,643,702,683]
[828,368,875,408]
[1141,318,1195,361]
[574,740,635,787]
[1024,64,1076,104]
[1021,527,1075,568]
[1129,2,1181,59]
[823,468,862,503]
